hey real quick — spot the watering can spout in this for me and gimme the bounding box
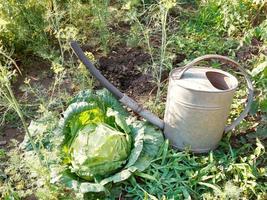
[119,94,165,129]
[70,41,164,129]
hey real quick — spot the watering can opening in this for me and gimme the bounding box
[171,67,238,93]
[206,71,238,91]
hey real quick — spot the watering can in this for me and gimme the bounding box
[70,41,254,153]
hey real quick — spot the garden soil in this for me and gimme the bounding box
[1,39,260,149]
[0,46,159,150]
[98,46,156,100]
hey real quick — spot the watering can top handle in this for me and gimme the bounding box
[177,54,254,132]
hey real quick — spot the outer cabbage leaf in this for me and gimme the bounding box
[69,90,97,105]
[106,108,130,134]
[70,89,128,117]
[95,89,129,116]
[129,121,164,171]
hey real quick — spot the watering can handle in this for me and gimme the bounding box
[176,54,254,132]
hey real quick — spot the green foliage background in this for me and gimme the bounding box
[0,0,266,199]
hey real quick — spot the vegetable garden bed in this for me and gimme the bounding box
[0,0,266,199]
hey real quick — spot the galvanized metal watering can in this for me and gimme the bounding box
[70,42,254,153]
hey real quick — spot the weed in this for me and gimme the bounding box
[123,137,266,199]
[0,1,50,57]
[0,52,44,166]
[129,0,176,103]
[90,0,111,54]
[76,52,95,90]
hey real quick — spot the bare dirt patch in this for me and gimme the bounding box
[98,46,156,102]
[0,126,23,149]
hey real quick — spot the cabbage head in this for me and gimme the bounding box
[71,123,132,181]
[56,89,164,193]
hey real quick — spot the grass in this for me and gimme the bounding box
[0,0,267,199]
[123,137,266,199]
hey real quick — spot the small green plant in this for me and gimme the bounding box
[49,62,66,106]
[76,52,95,90]
[0,1,50,57]
[129,0,176,103]
[89,0,111,54]
[250,53,267,114]
[0,50,43,166]
[155,0,176,101]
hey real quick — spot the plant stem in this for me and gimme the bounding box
[5,84,45,166]
[0,65,45,166]
[135,18,155,66]
[0,51,22,75]
[156,7,168,103]
[49,75,58,106]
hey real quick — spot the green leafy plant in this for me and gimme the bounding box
[0,55,43,165]
[90,0,111,54]
[129,0,176,103]
[194,0,267,36]
[57,90,163,194]
[21,89,163,195]
[0,1,50,57]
